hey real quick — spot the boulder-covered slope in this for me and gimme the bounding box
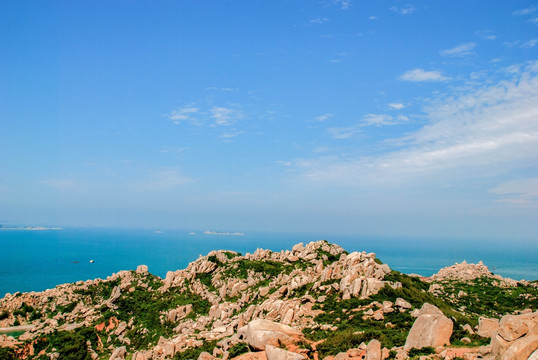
[0,240,536,360]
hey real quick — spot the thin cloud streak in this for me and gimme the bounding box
[400,69,450,82]
[440,42,476,57]
[292,62,538,188]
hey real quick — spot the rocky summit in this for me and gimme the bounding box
[0,240,536,360]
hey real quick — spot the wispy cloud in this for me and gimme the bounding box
[310,17,330,24]
[205,87,239,92]
[389,102,405,110]
[369,16,378,20]
[168,106,200,125]
[389,5,417,15]
[513,6,537,16]
[290,62,538,188]
[490,178,538,205]
[332,0,351,10]
[440,42,476,57]
[476,30,496,40]
[210,106,242,126]
[327,112,408,139]
[315,113,334,122]
[522,39,538,48]
[400,69,450,82]
[361,113,403,126]
[328,126,361,139]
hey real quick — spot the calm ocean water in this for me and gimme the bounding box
[0,228,536,296]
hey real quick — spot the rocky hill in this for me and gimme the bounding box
[0,240,536,360]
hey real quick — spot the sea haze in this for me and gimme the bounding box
[0,227,536,296]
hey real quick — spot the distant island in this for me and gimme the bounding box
[204,230,245,236]
[0,226,62,231]
[0,240,536,360]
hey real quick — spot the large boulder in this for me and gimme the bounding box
[491,311,538,360]
[265,345,305,360]
[404,303,453,349]
[246,319,303,351]
[478,317,500,338]
[365,339,381,360]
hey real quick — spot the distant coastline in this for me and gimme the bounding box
[203,230,245,236]
[0,226,63,231]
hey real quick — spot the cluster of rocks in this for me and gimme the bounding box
[426,261,520,287]
[0,241,536,360]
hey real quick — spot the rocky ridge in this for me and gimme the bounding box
[0,240,536,360]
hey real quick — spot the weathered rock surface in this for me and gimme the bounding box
[365,339,381,360]
[478,317,500,338]
[265,345,305,360]
[491,311,538,360]
[404,303,453,349]
[246,319,303,350]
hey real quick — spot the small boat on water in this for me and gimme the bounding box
[89,260,94,263]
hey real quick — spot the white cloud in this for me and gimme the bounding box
[522,39,538,48]
[290,61,538,187]
[389,5,417,15]
[328,126,361,139]
[389,102,405,110]
[369,16,378,20]
[513,6,537,16]
[361,114,395,126]
[490,178,538,204]
[476,30,496,40]
[315,113,334,122]
[439,42,476,57]
[310,17,330,24]
[169,106,200,125]
[333,0,351,10]
[400,69,450,82]
[210,106,242,126]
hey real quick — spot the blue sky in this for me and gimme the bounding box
[1,1,538,240]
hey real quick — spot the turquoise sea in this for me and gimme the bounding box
[0,228,537,297]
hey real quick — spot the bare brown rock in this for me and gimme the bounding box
[246,319,303,351]
[265,345,305,360]
[365,339,381,360]
[478,317,500,338]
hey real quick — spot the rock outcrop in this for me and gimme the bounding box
[265,344,305,360]
[245,319,304,351]
[404,303,453,349]
[478,317,500,338]
[491,311,538,360]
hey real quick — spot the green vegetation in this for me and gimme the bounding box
[173,340,217,360]
[33,330,92,360]
[111,286,210,348]
[408,347,435,357]
[13,302,34,317]
[195,272,216,292]
[224,259,293,279]
[228,342,250,358]
[431,277,538,318]
[0,347,16,360]
[0,310,9,320]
